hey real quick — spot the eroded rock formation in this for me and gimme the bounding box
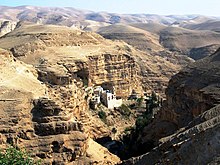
[0,20,17,37]
[0,50,120,164]
[0,23,186,164]
[123,48,220,164]
[0,23,180,97]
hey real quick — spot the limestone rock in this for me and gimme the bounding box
[122,48,220,164]
[0,23,181,97]
[0,20,17,37]
[0,50,120,164]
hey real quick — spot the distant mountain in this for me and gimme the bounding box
[95,22,220,60]
[0,5,92,27]
[0,5,211,27]
[158,26,220,54]
[180,19,220,32]
[0,5,220,61]
[96,23,164,52]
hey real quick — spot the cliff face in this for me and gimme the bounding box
[189,44,220,60]
[0,23,180,98]
[88,53,142,98]
[0,24,183,164]
[0,49,120,164]
[139,48,220,142]
[123,49,220,164]
[0,20,17,37]
[159,50,220,128]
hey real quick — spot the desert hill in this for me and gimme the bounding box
[1,5,217,33]
[0,5,91,26]
[159,26,220,55]
[97,24,164,52]
[129,22,167,34]
[183,20,220,32]
[0,21,184,164]
[96,22,220,60]
[96,23,194,68]
[179,16,220,32]
[0,5,220,165]
[0,6,201,26]
[0,5,219,61]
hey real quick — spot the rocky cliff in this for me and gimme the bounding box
[0,23,180,97]
[0,23,184,164]
[158,49,220,129]
[0,49,120,164]
[123,48,220,164]
[0,20,17,37]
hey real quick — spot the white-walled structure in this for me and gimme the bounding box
[101,90,122,109]
[90,86,122,109]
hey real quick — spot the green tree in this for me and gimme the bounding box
[136,97,144,108]
[151,91,157,102]
[135,115,151,132]
[98,110,107,122]
[118,104,131,118]
[146,91,159,115]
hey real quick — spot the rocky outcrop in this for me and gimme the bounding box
[0,50,120,164]
[0,20,17,37]
[0,23,181,98]
[122,48,220,164]
[123,104,220,165]
[32,98,84,136]
[88,53,142,98]
[138,49,220,142]
[0,52,87,164]
[189,44,220,60]
[158,50,220,129]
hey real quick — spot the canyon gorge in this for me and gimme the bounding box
[0,5,219,165]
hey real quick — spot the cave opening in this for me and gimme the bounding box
[52,141,61,153]
[75,69,89,86]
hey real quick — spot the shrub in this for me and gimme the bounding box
[98,110,107,122]
[124,126,134,133]
[135,113,152,133]
[151,91,157,102]
[82,78,88,87]
[0,146,40,165]
[136,97,144,107]
[118,104,131,118]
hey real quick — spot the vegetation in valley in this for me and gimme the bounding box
[118,104,131,118]
[98,110,107,122]
[118,92,161,159]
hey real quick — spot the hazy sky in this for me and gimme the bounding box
[1,0,220,16]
